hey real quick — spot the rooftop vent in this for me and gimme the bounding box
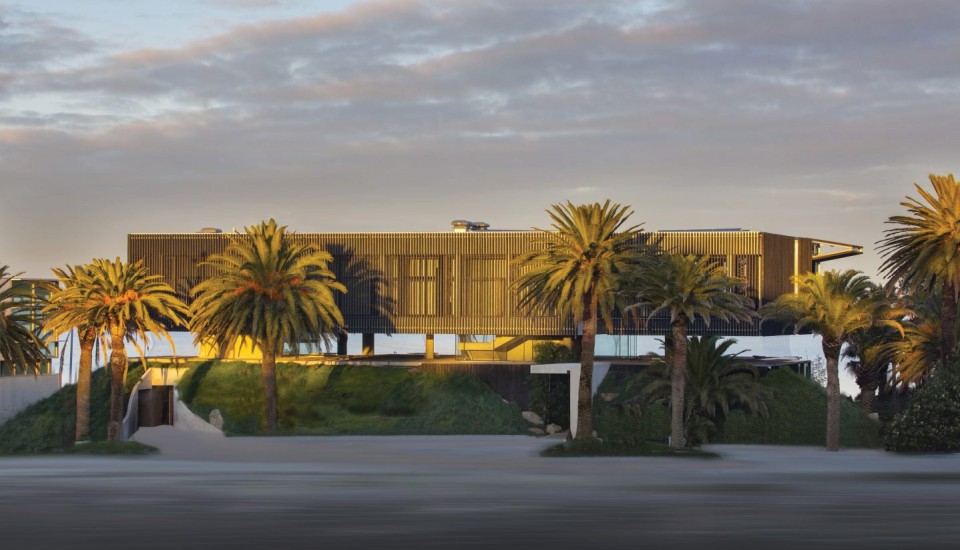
[451,220,490,232]
[198,227,223,233]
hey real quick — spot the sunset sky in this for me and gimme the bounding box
[2,0,959,279]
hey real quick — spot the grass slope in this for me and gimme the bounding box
[593,368,881,448]
[0,364,153,455]
[721,369,881,448]
[178,361,530,436]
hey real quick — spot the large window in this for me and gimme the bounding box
[462,255,505,317]
[400,256,443,316]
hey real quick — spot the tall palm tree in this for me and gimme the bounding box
[761,270,901,451]
[626,253,755,448]
[514,201,644,440]
[0,266,48,375]
[878,173,960,362]
[641,335,770,445]
[190,219,346,433]
[43,264,103,442]
[75,258,189,441]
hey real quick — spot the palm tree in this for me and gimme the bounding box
[625,253,755,448]
[514,201,644,440]
[190,219,346,433]
[843,324,898,415]
[641,335,770,445]
[878,173,960,362]
[43,264,103,442]
[0,266,48,375]
[889,289,946,388]
[761,270,901,451]
[76,258,189,441]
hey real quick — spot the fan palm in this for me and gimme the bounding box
[190,219,346,433]
[625,253,755,447]
[761,270,901,451]
[0,266,48,375]
[43,264,104,442]
[878,173,960,362]
[641,335,770,445]
[889,289,947,388]
[843,324,898,415]
[72,258,189,441]
[514,201,645,440]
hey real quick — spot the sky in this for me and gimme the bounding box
[2,0,959,281]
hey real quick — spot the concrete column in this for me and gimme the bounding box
[337,333,348,356]
[425,334,435,360]
[362,333,375,356]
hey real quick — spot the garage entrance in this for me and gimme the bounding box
[137,386,174,428]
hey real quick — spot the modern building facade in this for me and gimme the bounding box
[128,224,860,360]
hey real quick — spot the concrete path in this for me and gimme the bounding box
[2,429,960,549]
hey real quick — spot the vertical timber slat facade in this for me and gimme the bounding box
[128,230,855,338]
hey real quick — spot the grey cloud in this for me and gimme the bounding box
[2,0,959,278]
[0,7,97,72]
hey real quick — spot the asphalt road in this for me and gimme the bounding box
[2,432,959,549]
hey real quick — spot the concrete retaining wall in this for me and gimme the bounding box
[0,374,61,425]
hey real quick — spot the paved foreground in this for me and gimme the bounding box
[2,430,960,549]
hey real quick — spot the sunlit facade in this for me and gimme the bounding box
[128,224,860,361]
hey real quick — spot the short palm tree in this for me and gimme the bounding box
[514,201,644,440]
[889,289,945,388]
[0,265,48,374]
[76,258,189,441]
[761,270,901,451]
[43,264,104,442]
[190,219,346,433]
[878,173,960,362]
[843,324,898,415]
[641,335,769,445]
[625,253,755,447]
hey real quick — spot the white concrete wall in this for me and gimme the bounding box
[0,374,61,425]
[121,368,223,440]
[531,362,611,438]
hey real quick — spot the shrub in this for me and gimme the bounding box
[595,400,670,445]
[885,367,960,453]
[532,341,577,364]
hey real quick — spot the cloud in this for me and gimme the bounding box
[0,7,97,72]
[1,0,959,278]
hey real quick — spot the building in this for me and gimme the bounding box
[0,277,57,376]
[127,224,861,361]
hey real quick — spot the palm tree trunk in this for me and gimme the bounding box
[942,280,957,362]
[575,291,597,440]
[823,338,842,452]
[670,317,689,448]
[262,347,279,433]
[75,327,96,443]
[859,388,875,415]
[107,324,127,442]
